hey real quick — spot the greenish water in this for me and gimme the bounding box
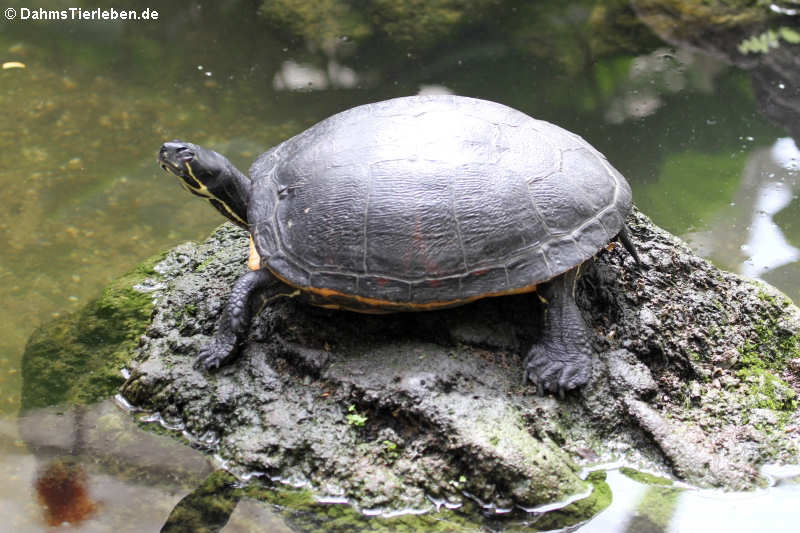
[1,1,798,531]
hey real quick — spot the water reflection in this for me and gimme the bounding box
[34,459,98,527]
[272,59,360,91]
[605,47,727,124]
[689,136,800,298]
[742,179,798,277]
[580,467,800,533]
[0,399,294,531]
[670,481,800,533]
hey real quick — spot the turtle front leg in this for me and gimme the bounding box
[197,268,283,370]
[524,267,592,396]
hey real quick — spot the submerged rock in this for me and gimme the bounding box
[115,209,800,513]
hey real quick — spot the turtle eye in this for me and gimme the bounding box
[175,146,194,162]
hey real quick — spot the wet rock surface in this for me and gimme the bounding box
[121,209,800,512]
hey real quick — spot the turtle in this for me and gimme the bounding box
[158,95,639,395]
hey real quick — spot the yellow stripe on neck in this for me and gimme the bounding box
[184,162,247,227]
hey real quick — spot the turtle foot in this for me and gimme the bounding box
[195,332,238,371]
[524,341,591,397]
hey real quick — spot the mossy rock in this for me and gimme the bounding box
[633,0,772,37]
[532,471,612,530]
[235,470,610,532]
[20,252,165,410]
[619,467,673,486]
[258,0,500,51]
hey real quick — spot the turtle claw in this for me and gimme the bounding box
[195,334,237,371]
[524,342,591,396]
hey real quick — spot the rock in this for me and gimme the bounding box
[606,349,658,398]
[31,208,799,514]
[116,207,800,511]
[622,397,758,489]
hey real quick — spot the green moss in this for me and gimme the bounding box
[257,0,371,45]
[736,368,797,411]
[258,0,499,52]
[756,290,777,306]
[195,249,233,272]
[380,440,400,462]
[635,0,770,34]
[241,474,611,533]
[232,408,606,531]
[779,26,800,43]
[619,467,674,486]
[367,0,499,50]
[732,308,800,412]
[533,471,613,531]
[251,485,317,508]
[737,316,800,373]
[507,1,658,79]
[244,482,482,532]
[20,251,166,410]
[591,57,635,109]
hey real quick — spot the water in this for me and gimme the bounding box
[1,1,798,531]
[579,467,800,533]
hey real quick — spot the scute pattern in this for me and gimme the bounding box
[248,95,631,305]
[454,163,547,269]
[365,159,464,278]
[276,160,369,273]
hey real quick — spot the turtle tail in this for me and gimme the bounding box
[617,224,642,265]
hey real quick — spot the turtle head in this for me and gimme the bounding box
[159,140,250,228]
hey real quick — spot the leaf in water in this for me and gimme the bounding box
[779,26,800,44]
[739,27,800,54]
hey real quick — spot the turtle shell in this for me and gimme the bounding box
[248,95,631,311]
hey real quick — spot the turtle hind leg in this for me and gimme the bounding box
[524,267,592,397]
[197,269,283,370]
